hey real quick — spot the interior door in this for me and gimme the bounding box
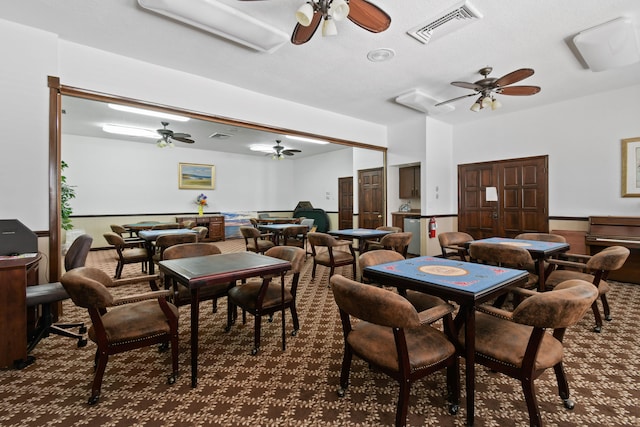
[338,176,353,230]
[358,168,384,229]
[458,156,548,238]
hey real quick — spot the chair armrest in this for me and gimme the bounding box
[111,274,160,288]
[546,258,588,271]
[417,302,455,324]
[476,304,514,321]
[511,287,538,299]
[443,244,466,252]
[557,252,591,262]
[332,239,353,248]
[112,289,171,306]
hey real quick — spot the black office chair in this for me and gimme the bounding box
[24,234,93,361]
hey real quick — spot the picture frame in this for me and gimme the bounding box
[179,163,215,190]
[621,137,640,197]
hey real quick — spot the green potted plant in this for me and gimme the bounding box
[61,160,76,231]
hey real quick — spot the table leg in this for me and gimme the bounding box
[190,288,200,388]
[536,257,545,292]
[463,305,475,426]
[281,271,286,351]
[145,242,158,290]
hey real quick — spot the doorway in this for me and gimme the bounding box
[458,155,548,238]
[338,177,353,230]
[358,167,385,229]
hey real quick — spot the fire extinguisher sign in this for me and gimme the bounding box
[429,217,437,238]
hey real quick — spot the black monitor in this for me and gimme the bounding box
[0,219,37,256]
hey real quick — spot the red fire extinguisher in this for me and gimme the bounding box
[428,217,437,238]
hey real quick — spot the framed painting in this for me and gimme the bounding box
[179,163,215,190]
[621,137,640,197]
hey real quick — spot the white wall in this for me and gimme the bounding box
[452,84,640,217]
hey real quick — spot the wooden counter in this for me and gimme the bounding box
[391,211,421,231]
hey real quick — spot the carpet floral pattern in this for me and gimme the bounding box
[0,239,638,426]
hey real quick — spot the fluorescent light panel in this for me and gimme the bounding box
[285,135,329,145]
[250,144,274,153]
[102,124,159,139]
[108,103,190,122]
[395,89,455,115]
[573,17,640,72]
[137,0,289,53]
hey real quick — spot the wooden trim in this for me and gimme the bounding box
[48,76,62,281]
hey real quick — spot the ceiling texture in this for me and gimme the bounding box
[3,0,640,156]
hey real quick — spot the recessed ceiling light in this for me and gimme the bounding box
[367,48,395,62]
[108,103,190,122]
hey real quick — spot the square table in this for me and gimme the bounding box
[258,223,298,245]
[363,256,528,427]
[159,252,291,387]
[469,237,570,291]
[328,228,393,252]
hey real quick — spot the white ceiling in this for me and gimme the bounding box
[3,0,640,153]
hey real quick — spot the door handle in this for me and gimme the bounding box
[492,212,498,219]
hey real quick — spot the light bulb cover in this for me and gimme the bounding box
[296,3,314,26]
[322,17,337,36]
[481,96,492,108]
[491,98,502,110]
[470,102,481,112]
[329,0,350,21]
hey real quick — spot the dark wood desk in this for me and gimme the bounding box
[469,237,569,291]
[0,254,41,368]
[363,256,528,427]
[159,252,291,387]
[328,228,393,251]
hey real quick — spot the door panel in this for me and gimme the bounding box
[338,177,353,230]
[458,156,548,238]
[358,168,384,229]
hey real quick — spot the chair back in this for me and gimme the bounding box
[330,274,420,329]
[358,249,404,281]
[155,233,198,253]
[282,225,308,247]
[103,232,126,248]
[151,223,180,230]
[264,246,306,275]
[182,220,196,229]
[192,226,208,241]
[240,226,261,239]
[64,234,93,271]
[307,232,342,249]
[162,242,221,260]
[250,218,259,228]
[110,224,127,236]
[516,232,566,243]
[585,245,630,273]
[376,226,401,233]
[60,267,115,309]
[378,232,412,257]
[512,279,598,329]
[469,242,534,270]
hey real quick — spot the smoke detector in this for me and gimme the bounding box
[407,0,482,45]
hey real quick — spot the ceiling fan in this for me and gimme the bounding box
[156,121,194,148]
[435,67,541,112]
[270,140,301,159]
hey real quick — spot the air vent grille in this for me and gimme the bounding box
[209,132,232,139]
[407,0,482,44]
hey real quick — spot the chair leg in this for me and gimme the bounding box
[337,345,353,397]
[396,378,411,427]
[553,361,574,409]
[290,303,300,336]
[446,356,460,414]
[591,300,603,332]
[251,314,262,355]
[601,294,612,321]
[311,263,317,279]
[520,379,542,427]
[115,262,123,279]
[169,334,178,385]
[89,352,109,405]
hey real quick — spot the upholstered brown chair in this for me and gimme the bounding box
[240,226,275,254]
[109,224,145,246]
[60,267,179,405]
[469,242,539,289]
[103,232,149,278]
[458,279,598,426]
[192,226,208,241]
[162,242,230,313]
[361,226,401,252]
[307,232,356,282]
[152,232,198,263]
[515,232,568,282]
[544,245,629,332]
[330,274,459,427]
[25,234,93,355]
[181,220,196,229]
[438,231,474,261]
[370,232,413,257]
[281,225,309,251]
[227,246,306,355]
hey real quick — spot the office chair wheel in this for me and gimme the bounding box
[167,374,176,385]
[563,398,575,410]
[448,403,459,415]
[79,326,87,334]
[77,337,88,348]
[88,395,100,405]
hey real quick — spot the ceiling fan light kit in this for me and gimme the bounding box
[137,0,289,53]
[573,17,640,72]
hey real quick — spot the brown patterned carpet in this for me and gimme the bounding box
[1,239,638,426]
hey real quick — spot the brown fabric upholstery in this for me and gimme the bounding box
[330,274,459,426]
[103,232,148,279]
[438,232,473,261]
[227,246,306,354]
[307,232,356,282]
[515,232,567,243]
[191,226,208,241]
[362,226,402,252]
[60,267,179,405]
[469,242,539,289]
[282,225,309,250]
[457,279,598,426]
[366,232,412,257]
[358,249,455,326]
[152,233,198,263]
[240,226,275,254]
[545,245,630,332]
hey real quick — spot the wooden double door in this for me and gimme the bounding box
[338,168,385,230]
[458,155,548,239]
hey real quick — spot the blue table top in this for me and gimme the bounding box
[138,228,197,241]
[328,228,392,238]
[470,237,569,255]
[364,256,528,297]
[259,224,301,231]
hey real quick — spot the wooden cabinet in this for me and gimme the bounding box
[399,166,420,199]
[176,215,225,241]
[0,255,40,368]
[392,213,405,231]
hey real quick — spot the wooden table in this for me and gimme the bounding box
[328,228,393,252]
[469,237,569,291]
[159,252,291,387]
[363,256,528,426]
[258,223,298,245]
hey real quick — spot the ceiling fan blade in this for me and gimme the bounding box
[291,12,322,45]
[172,132,191,139]
[497,85,541,96]
[172,136,195,143]
[451,81,483,91]
[282,149,301,155]
[347,0,391,33]
[495,68,534,87]
[435,93,478,106]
